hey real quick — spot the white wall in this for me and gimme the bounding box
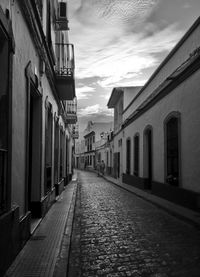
[123,87,141,119]
[122,68,200,192]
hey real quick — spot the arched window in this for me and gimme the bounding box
[165,116,180,186]
[134,135,139,176]
[126,138,131,174]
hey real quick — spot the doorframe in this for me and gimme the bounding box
[25,61,42,212]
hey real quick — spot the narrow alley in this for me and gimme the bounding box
[68,170,200,277]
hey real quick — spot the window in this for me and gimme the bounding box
[166,116,179,186]
[0,26,9,214]
[126,139,131,174]
[134,135,139,176]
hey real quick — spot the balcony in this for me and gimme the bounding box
[65,98,77,124]
[55,43,75,100]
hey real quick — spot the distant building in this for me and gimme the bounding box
[108,17,200,212]
[0,0,77,275]
[75,121,113,170]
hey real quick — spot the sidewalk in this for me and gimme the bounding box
[101,174,200,228]
[4,175,78,277]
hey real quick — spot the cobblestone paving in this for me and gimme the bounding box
[68,171,200,277]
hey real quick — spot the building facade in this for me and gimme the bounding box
[0,0,77,275]
[75,121,113,170]
[108,17,200,212]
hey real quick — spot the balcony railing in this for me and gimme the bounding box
[55,43,75,100]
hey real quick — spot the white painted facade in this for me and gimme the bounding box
[108,17,200,210]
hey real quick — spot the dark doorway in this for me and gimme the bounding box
[126,139,131,175]
[114,152,120,179]
[117,152,120,178]
[147,129,152,186]
[27,84,42,215]
[28,93,34,210]
[134,135,139,176]
[144,128,152,189]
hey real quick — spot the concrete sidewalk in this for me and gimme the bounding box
[4,176,78,277]
[101,174,200,228]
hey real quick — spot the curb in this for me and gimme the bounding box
[101,174,200,229]
[53,180,78,277]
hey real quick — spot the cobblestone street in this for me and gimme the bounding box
[68,170,200,277]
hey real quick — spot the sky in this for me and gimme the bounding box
[67,0,200,132]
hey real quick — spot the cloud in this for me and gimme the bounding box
[74,0,158,29]
[78,104,112,117]
[76,86,95,99]
[68,0,194,132]
[68,0,184,91]
[74,23,182,88]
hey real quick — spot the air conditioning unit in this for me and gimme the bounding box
[56,1,69,30]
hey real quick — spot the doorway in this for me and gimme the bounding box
[27,84,42,215]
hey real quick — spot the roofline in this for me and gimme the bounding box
[107,86,141,108]
[84,130,95,138]
[107,87,123,108]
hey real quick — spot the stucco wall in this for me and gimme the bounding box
[122,68,200,193]
[7,1,69,216]
[11,2,40,216]
[114,96,123,133]
[123,87,141,120]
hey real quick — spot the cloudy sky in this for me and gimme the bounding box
[67,0,200,132]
